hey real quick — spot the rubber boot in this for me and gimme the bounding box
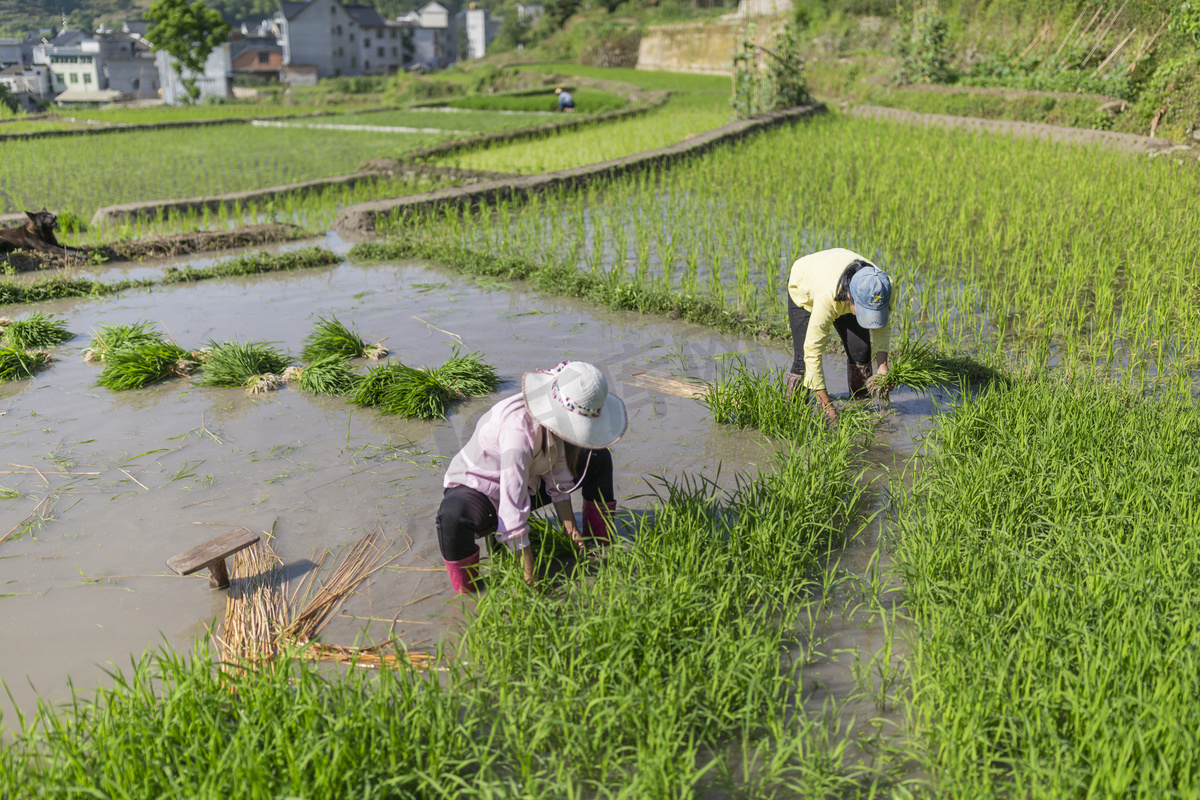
[582,500,618,546]
[847,361,873,399]
[785,371,805,400]
[444,550,482,594]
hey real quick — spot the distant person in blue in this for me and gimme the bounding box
[555,87,575,113]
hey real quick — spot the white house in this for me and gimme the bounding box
[462,6,501,60]
[156,42,233,104]
[0,64,51,110]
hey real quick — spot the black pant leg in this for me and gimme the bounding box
[787,296,810,376]
[833,313,872,366]
[436,485,499,561]
[579,448,614,504]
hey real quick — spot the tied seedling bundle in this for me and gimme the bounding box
[284,356,361,397]
[352,350,499,420]
[194,340,291,395]
[84,321,168,363]
[0,346,52,383]
[300,315,388,361]
[866,341,1007,401]
[88,322,200,390]
[0,313,74,350]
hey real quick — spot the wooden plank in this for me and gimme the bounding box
[167,526,260,576]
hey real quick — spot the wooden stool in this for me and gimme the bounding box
[167,527,260,589]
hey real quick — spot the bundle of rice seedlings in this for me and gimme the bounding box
[432,351,500,399]
[83,321,165,363]
[300,315,388,361]
[290,355,361,396]
[866,341,956,400]
[379,364,452,420]
[349,351,499,420]
[94,342,197,391]
[1,312,73,350]
[194,340,291,394]
[0,346,52,383]
[349,360,407,408]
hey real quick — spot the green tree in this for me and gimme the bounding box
[143,0,231,103]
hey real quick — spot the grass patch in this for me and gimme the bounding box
[443,88,625,113]
[893,377,1200,796]
[349,239,789,342]
[0,248,340,308]
[0,312,74,350]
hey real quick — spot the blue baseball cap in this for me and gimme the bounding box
[848,266,892,329]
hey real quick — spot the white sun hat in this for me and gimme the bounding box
[522,361,628,450]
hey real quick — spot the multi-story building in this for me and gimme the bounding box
[30,27,158,102]
[0,64,52,110]
[278,0,449,79]
[156,43,233,104]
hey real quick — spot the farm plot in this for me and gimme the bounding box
[258,107,560,134]
[401,112,1200,381]
[0,123,447,222]
[0,249,916,796]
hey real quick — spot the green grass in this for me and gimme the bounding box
[0,124,447,223]
[0,414,877,797]
[347,350,499,420]
[442,87,625,113]
[433,94,731,174]
[0,312,73,349]
[893,377,1200,797]
[0,248,340,307]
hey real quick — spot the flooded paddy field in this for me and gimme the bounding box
[0,251,931,742]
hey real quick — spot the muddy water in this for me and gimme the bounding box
[0,251,937,761]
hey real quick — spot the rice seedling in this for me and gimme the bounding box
[83,321,165,362]
[0,346,51,382]
[0,415,874,798]
[193,340,291,394]
[300,315,387,361]
[892,377,1200,796]
[0,312,73,350]
[288,355,361,397]
[349,351,498,420]
[93,342,197,391]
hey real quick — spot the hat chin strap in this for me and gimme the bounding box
[547,443,592,494]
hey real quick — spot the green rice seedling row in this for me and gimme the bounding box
[0,124,447,222]
[398,113,1200,383]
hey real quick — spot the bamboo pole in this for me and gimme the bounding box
[1085,0,1128,67]
[1055,10,1086,59]
[1092,27,1137,77]
[1127,15,1171,72]
[1073,6,1105,52]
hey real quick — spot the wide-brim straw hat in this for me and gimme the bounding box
[522,361,627,450]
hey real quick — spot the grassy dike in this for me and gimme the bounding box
[0,415,889,796]
[892,378,1200,797]
[0,248,340,306]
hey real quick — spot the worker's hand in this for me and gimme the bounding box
[876,360,889,378]
[821,402,838,427]
[564,521,589,554]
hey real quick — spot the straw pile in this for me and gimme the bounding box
[218,528,433,672]
[623,370,707,399]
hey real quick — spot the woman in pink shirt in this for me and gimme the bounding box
[437,361,628,592]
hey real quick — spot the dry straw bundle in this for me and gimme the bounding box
[218,528,432,672]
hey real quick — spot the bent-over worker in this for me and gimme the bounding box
[437,361,627,592]
[785,248,894,423]
[554,87,575,112]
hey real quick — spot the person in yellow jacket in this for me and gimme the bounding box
[785,248,893,423]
